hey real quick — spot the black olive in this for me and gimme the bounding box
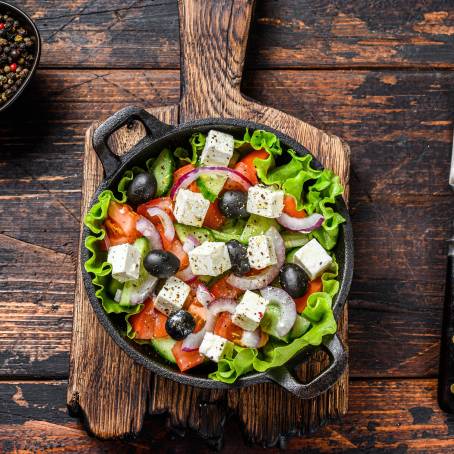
[219,190,249,219]
[127,172,157,205]
[226,240,251,276]
[143,250,180,278]
[165,310,196,340]
[279,263,309,298]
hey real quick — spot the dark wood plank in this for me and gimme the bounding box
[1,379,453,451]
[9,0,454,69]
[0,68,452,379]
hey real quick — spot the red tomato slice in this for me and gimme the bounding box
[203,199,226,230]
[187,302,207,333]
[213,312,243,343]
[283,194,307,218]
[137,196,174,219]
[294,278,323,313]
[210,275,243,300]
[153,311,169,339]
[172,340,205,372]
[129,298,155,340]
[223,149,269,190]
[168,238,189,270]
[105,201,141,245]
[104,219,129,246]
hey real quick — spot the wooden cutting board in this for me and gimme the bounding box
[67,0,350,447]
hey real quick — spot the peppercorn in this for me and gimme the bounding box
[0,10,36,106]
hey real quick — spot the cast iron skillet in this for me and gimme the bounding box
[82,105,354,399]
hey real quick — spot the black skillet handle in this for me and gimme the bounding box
[438,240,454,412]
[266,335,347,399]
[92,106,174,178]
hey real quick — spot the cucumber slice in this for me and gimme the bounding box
[197,175,227,202]
[107,278,123,299]
[119,237,151,306]
[261,304,310,342]
[151,338,177,364]
[286,248,299,264]
[150,148,175,197]
[281,231,310,249]
[239,214,280,243]
[175,223,214,244]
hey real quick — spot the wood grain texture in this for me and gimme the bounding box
[2,379,454,452]
[10,0,454,69]
[66,105,178,438]
[1,69,452,379]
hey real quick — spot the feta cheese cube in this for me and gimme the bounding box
[189,242,231,276]
[200,130,234,167]
[232,290,269,331]
[199,332,233,363]
[107,243,141,283]
[293,238,332,280]
[246,185,284,218]
[155,276,191,315]
[247,235,277,270]
[173,189,210,227]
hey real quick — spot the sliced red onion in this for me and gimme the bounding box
[170,166,252,198]
[147,207,175,241]
[226,227,285,290]
[239,329,261,348]
[130,275,159,306]
[260,287,297,337]
[277,212,324,233]
[181,298,237,352]
[196,283,214,307]
[136,216,163,249]
[176,265,196,283]
[182,235,200,253]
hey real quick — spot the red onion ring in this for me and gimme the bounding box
[182,235,200,253]
[277,212,324,233]
[136,216,163,250]
[176,266,196,283]
[260,287,297,337]
[170,166,252,199]
[226,227,285,290]
[196,283,214,306]
[182,298,237,351]
[239,328,261,348]
[146,207,175,241]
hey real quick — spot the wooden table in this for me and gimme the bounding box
[1,1,454,451]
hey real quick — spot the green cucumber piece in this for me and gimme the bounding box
[107,278,123,299]
[197,174,227,202]
[281,231,310,249]
[261,304,310,342]
[175,223,214,244]
[239,214,280,243]
[120,237,150,306]
[286,248,299,264]
[151,338,177,364]
[150,148,175,197]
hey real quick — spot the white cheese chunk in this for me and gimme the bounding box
[200,130,234,167]
[107,243,141,283]
[155,276,191,316]
[189,241,232,276]
[293,238,333,280]
[232,290,269,331]
[199,332,233,363]
[173,189,210,227]
[246,184,284,218]
[247,235,277,270]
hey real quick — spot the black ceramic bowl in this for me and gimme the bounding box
[82,106,354,399]
[0,1,41,113]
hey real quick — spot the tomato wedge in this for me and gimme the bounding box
[294,278,323,313]
[168,237,189,270]
[210,275,243,300]
[213,312,243,342]
[203,199,226,230]
[153,311,169,338]
[137,196,174,219]
[223,149,268,191]
[187,302,207,333]
[172,340,205,372]
[283,194,307,218]
[105,201,141,245]
[129,298,156,340]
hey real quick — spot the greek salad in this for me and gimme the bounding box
[84,128,345,383]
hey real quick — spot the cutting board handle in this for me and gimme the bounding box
[179,0,255,121]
